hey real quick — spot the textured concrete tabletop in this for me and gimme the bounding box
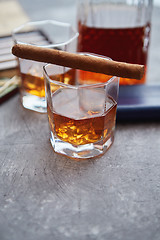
[0,1,160,240]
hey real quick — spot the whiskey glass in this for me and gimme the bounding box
[43,53,119,160]
[77,0,153,85]
[12,20,78,113]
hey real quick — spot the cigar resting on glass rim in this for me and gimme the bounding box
[12,44,144,80]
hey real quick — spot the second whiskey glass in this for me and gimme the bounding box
[12,20,78,113]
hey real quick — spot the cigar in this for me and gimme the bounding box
[12,44,144,80]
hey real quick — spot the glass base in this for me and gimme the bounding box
[50,132,114,160]
[21,93,47,113]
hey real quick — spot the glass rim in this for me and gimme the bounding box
[43,53,118,90]
[12,19,79,48]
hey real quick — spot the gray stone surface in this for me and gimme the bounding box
[0,1,160,240]
[1,95,160,240]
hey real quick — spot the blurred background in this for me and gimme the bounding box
[0,0,160,84]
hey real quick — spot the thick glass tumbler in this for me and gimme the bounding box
[77,0,153,85]
[12,20,78,112]
[44,53,119,160]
